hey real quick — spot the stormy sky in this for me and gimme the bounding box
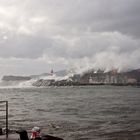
[0,0,140,77]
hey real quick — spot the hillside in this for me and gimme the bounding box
[2,75,31,81]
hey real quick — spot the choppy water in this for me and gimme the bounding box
[0,86,140,140]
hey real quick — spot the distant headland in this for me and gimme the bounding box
[1,69,140,87]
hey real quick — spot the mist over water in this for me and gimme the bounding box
[0,86,140,140]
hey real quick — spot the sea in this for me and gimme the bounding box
[0,85,140,140]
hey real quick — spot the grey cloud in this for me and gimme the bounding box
[51,0,140,37]
[1,0,140,37]
[0,0,140,77]
[0,35,52,58]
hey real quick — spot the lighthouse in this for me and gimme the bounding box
[50,69,54,75]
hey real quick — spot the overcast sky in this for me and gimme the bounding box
[0,0,140,77]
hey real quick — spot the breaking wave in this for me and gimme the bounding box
[0,79,35,88]
[0,73,73,88]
